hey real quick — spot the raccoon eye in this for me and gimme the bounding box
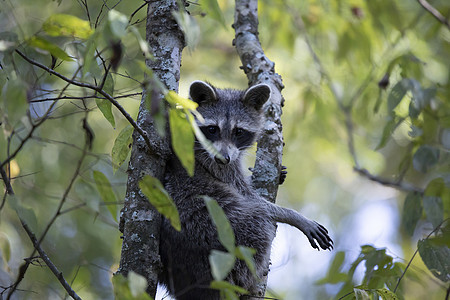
[235,128,244,137]
[207,126,219,134]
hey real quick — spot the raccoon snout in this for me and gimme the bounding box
[215,154,230,165]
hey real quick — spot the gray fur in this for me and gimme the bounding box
[159,81,333,300]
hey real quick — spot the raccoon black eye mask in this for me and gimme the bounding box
[159,80,333,300]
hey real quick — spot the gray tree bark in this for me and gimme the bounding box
[119,0,282,298]
[234,0,285,297]
[118,0,185,297]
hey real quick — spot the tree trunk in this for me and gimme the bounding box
[234,0,285,297]
[118,0,185,297]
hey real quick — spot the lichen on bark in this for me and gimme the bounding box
[117,0,185,297]
[234,0,285,297]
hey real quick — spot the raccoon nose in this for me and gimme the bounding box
[215,154,230,165]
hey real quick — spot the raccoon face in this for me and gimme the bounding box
[189,81,271,165]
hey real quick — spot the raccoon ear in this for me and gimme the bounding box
[243,84,271,110]
[189,81,217,105]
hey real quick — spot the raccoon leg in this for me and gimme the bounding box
[267,203,333,250]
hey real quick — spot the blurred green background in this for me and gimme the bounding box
[0,0,449,299]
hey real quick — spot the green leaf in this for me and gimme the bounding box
[187,112,223,161]
[412,145,439,173]
[317,251,349,284]
[329,251,346,273]
[1,75,27,127]
[108,10,129,40]
[235,246,256,277]
[418,238,450,283]
[165,91,198,111]
[401,192,423,236]
[387,79,409,112]
[375,117,400,150]
[93,170,117,221]
[96,98,115,128]
[202,0,226,28]
[112,273,153,300]
[408,80,433,111]
[27,36,72,61]
[103,72,115,96]
[127,271,149,298]
[427,223,450,247]
[169,108,194,176]
[96,74,115,128]
[210,280,248,295]
[425,178,450,202]
[376,288,399,300]
[112,273,131,299]
[0,233,11,263]
[354,288,370,300]
[337,281,355,299]
[209,250,236,281]
[409,100,421,119]
[129,27,152,59]
[423,196,443,229]
[139,175,181,231]
[82,32,99,77]
[203,196,235,253]
[10,196,38,232]
[111,125,133,173]
[0,31,18,52]
[74,179,100,213]
[172,10,200,52]
[42,14,93,39]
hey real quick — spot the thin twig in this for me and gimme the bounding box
[29,92,142,103]
[0,160,14,210]
[417,0,450,29]
[20,220,82,300]
[129,0,149,24]
[354,167,425,194]
[0,164,14,196]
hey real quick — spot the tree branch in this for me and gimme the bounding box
[117,0,184,297]
[0,163,14,196]
[28,92,142,103]
[20,220,82,300]
[233,0,284,297]
[353,167,425,194]
[417,0,450,29]
[234,0,284,203]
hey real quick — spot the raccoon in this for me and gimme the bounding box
[159,81,333,300]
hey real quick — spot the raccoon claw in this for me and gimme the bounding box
[279,165,287,185]
[304,220,333,251]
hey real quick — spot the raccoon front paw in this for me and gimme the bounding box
[303,220,333,251]
[279,165,287,185]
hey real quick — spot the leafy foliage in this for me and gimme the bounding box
[418,238,450,283]
[318,245,406,299]
[0,0,448,299]
[203,196,257,298]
